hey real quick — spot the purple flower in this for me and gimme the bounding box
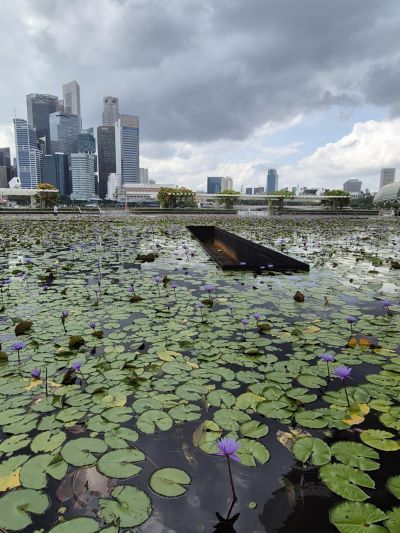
[333,365,352,381]
[11,341,25,352]
[196,302,205,309]
[71,361,81,371]
[89,321,96,329]
[382,300,392,309]
[203,284,214,293]
[216,438,240,462]
[241,319,249,325]
[319,353,335,363]
[154,276,161,284]
[61,310,69,319]
[171,282,177,289]
[252,313,261,321]
[346,316,357,324]
[31,368,41,379]
[127,286,134,293]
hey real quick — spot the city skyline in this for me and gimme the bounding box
[2,1,400,191]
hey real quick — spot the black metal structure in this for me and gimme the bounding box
[187,225,309,272]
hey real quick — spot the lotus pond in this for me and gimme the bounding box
[0,214,399,533]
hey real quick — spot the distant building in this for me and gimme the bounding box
[62,81,81,127]
[207,177,223,194]
[49,112,80,155]
[103,96,120,126]
[343,179,362,193]
[26,94,58,154]
[107,173,121,200]
[221,176,233,190]
[78,128,96,153]
[266,169,278,193]
[115,115,140,184]
[13,118,41,188]
[70,153,96,201]
[0,167,7,188]
[0,147,12,181]
[245,187,253,195]
[57,99,64,112]
[42,153,71,198]
[139,167,149,184]
[254,186,265,194]
[97,126,116,199]
[380,168,396,189]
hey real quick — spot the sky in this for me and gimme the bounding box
[1,0,400,192]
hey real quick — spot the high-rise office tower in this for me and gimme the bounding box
[207,177,223,194]
[0,147,12,181]
[49,112,80,155]
[97,126,116,199]
[78,128,96,153]
[13,118,41,188]
[266,169,278,193]
[380,168,396,189]
[0,167,7,188]
[103,96,120,126]
[139,167,149,184]
[26,94,58,154]
[115,115,139,185]
[57,99,64,112]
[343,179,362,193]
[221,176,233,190]
[42,153,71,197]
[62,81,81,127]
[70,153,96,200]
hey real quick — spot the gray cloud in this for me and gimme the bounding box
[1,0,400,144]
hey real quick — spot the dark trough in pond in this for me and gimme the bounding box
[187,225,310,272]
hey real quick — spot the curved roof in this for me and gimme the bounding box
[374,181,400,203]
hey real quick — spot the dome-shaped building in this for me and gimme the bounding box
[374,181,400,205]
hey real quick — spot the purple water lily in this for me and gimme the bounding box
[61,310,69,319]
[203,284,215,298]
[252,312,261,322]
[216,438,241,462]
[319,353,335,379]
[382,300,392,311]
[333,365,352,406]
[346,315,358,333]
[11,341,25,364]
[89,321,96,330]
[71,361,81,371]
[31,367,41,379]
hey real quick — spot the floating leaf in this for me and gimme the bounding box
[97,448,145,478]
[292,437,331,466]
[239,420,269,439]
[0,489,49,531]
[61,438,108,466]
[360,430,400,451]
[387,476,400,500]
[320,463,374,501]
[48,517,100,532]
[136,410,173,434]
[331,442,379,471]
[149,467,191,497]
[330,501,387,533]
[20,453,68,489]
[0,455,29,492]
[236,438,270,467]
[99,485,152,527]
[385,507,400,533]
[31,430,66,453]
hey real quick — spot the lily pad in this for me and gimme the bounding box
[99,485,152,527]
[292,437,331,466]
[0,489,49,531]
[330,501,387,533]
[360,430,400,451]
[331,441,380,471]
[149,467,191,497]
[97,448,145,478]
[48,517,100,532]
[320,463,375,501]
[61,438,108,467]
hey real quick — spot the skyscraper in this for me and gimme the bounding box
[13,118,41,188]
[343,179,362,193]
[78,128,96,153]
[42,153,71,197]
[207,177,223,194]
[62,81,81,127]
[97,126,116,198]
[26,94,58,154]
[139,167,149,184]
[0,167,7,188]
[266,169,278,193]
[103,96,119,126]
[221,176,233,190]
[0,147,12,181]
[70,153,96,201]
[115,115,139,185]
[49,112,80,155]
[380,168,396,189]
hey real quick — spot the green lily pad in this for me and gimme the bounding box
[292,437,331,466]
[61,438,108,466]
[136,410,173,434]
[0,489,49,531]
[360,430,400,451]
[385,507,400,533]
[387,476,400,500]
[330,501,387,533]
[48,517,100,532]
[331,441,380,471]
[99,485,152,527]
[149,467,191,497]
[97,448,145,478]
[31,430,66,453]
[320,463,375,501]
[20,453,68,489]
[236,438,270,467]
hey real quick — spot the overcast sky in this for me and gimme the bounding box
[1,0,400,191]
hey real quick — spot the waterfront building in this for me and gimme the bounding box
[266,169,278,193]
[26,93,58,153]
[0,167,7,188]
[343,179,362,193]
[42,153,71,198]
[70,153,96,201]
[207,177,223,194]
[115,115,139,185]
[13,118,41,188]
[0,147,12,181]
[139,167,149,183]
[380,168,396,189]
[103,96,119,126]
[62,81,81,128]
[97,125,116,199]
[49,112,80,155]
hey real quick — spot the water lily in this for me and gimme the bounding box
[71,361,81,371]
[31,367,41,379]
[333,365,352,407]
[346,315,358,333]
[89,321,96,330]
[171,282,177,301]
[203,284,215,298]
[216,438,240,502]
[11,341,25,364]
[252,312,261,323]
[154,276,162,296]
[241,318,249,337]
[319,353,335,379]
[61,310,69,332]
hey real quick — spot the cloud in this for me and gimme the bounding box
[281,119,400,190]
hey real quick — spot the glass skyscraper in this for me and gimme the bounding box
[97,125,116,199]
[266,169,279,193]
[115,115,139,185]
[42,153,71,198]
[207,177,223,194]
[103,96,119,126]
[78,128,96,153]
[49,112,80,155]
[0,147,12,181]
[62,81,81,129]
[70,153,96,201]
[26,94,58,154]
[13,118,41,188]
